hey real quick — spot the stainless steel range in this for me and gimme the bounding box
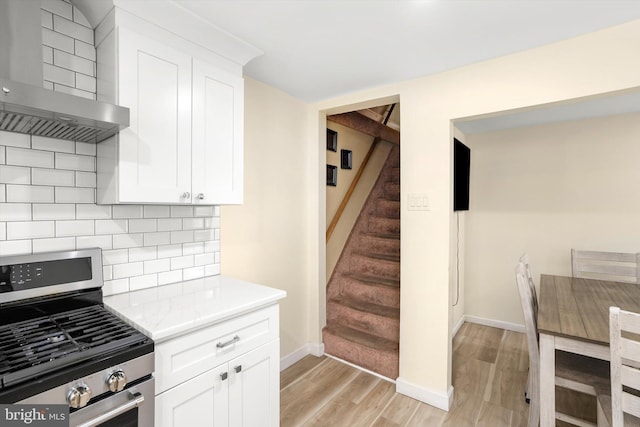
[0,248,154,426]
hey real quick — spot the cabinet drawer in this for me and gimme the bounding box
[155,304,279,394]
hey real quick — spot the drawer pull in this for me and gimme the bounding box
[217,335,240,349]
[234,365,242,373]
[220,372,228,381]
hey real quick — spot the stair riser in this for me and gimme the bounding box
[341,278,400,308]
[322,329,399,379]
[367,217,400,235]
[350,254,400,279]
[358,234,400,256]
[374,199,400,219]
[384,183,400,201]
[330,303,399,342]
[389,168,400,183]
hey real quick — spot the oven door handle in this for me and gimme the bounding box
[76,391,145,427]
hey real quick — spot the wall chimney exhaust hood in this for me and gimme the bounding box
[0,0,129,143]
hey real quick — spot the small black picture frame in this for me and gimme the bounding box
[326,129,337,152]
[340,149,352,169]
[326,164,337,186]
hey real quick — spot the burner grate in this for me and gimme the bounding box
[0,305,148,388]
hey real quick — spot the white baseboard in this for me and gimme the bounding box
[325,354,395,383]
[280,342,325,371]
[463,314,525,333]
[396,378,454,411]
[452,316,465,337]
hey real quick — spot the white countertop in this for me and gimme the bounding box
[104,275,286,342]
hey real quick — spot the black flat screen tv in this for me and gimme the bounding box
[453,138,470,211]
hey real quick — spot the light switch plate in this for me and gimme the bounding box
[408,193,430,211]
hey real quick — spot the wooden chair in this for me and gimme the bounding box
[516,262,610,427]
[597,307,640,427]
[571,249,640,284]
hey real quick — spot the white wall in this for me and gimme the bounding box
[311,20,640,407]
[464,112,640,325]
[220,77,312,358]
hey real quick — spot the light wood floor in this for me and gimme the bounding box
[280,322,595,427]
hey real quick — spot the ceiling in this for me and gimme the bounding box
[174,0,640,103]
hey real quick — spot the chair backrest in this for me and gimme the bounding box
[571,249,640,284]
[516,262,539,372]
[609,306,640,426]
[520,254,538,316]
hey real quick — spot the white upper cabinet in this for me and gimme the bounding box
[95,4,259,205]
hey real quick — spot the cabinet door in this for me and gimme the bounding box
[192,59,244,204]
[155,364,229,427]
[118,28,193,204]
[228,340,279,427]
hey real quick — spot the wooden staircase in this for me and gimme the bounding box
[323,144,400,379]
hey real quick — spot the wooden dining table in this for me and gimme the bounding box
[537,274,640,426]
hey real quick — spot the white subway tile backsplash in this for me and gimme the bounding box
[103,278,129,296]
[0,185,4,203]
[32,136,75,153]
[194,229,215,242]
[56,220,94,237]
[102,249,129,266]
[72,6,91,28]
[183,242,204,255]
[0,240,32,256]
[76,204,110,219]
[33,204,75,220]
[42,9,54,29]
[53,49,94,76]
[52,84,95,100]
[33,237,75,253]
[113,233,143,249]
[143,232,170,247]
[144,206,170,218]
[113,262,143,279]
[76,74,97,93]
[183,266,204,281]
[158,270,182,286]
[183,218,204,230]
[157,218,181,232]
[0,165,31,184]
[103,266,113,281]
[129,219,156,233]
[171,206,193,218]
[55,153,95,171]
[170,230,194,244]
[6,185,54,203]
[75,142,96,156]
[6,148,54,168]
[42,0,73,20]
[205,264,220,276]
[129,246,156,262]
[170,255,193,270]
[204,240,220,253]
[32,168,74,186]
[43,46,53,64]
[53,15,93,44]
[75,172,96,188]
[194,252,215,266]
[130,274,157,291]
[0,204,31,222]
[194,206,214,217]
[0,146,5,164]
[113,205,143,219]
[204,217,220,228]
[76,235,112,250]
[0,132,30,148]
[55,187,94,203]
[157,244,182,259]
[144,258,170,274]
[74,39,96,61]
[43,63,75,86]
[95,219,127,235]
[44,81,54,90]
[7,221,54,240]
[0,222,5,240]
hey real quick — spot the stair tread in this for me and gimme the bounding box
[361,231,400,240]
[344,273,399,288]
[330,296,400,319]
[324,324,399,352]
[354,251,400,263]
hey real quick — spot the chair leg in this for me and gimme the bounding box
[525,370,531,403]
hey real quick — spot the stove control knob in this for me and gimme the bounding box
[107,369,127,392]
[68,384,92,408]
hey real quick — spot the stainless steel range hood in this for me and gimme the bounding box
[0,0,128,144]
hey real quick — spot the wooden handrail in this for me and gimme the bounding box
[326,137,379,242]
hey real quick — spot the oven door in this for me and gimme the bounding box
[70,378,154,427]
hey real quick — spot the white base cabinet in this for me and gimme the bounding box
[154,305,280,427]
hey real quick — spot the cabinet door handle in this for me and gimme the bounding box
[182,192,191,199]
[197,193,204,200]
[234,365,242,373]
[220,372,228,381]
[216,335,240,349]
